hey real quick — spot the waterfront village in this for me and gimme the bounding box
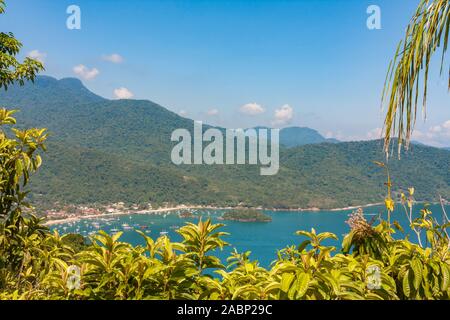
[43,202,157,221]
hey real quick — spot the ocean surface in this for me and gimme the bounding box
[50,204,448,268]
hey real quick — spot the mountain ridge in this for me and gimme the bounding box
[1,76,448,210]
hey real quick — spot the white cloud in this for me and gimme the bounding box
[179,110,188,117]
[443,120,450,129]
[429,125,442,133]
[206,108,219,116]
[272,104,294,127]
[358,120,450,147]
[325,131,354,141]
[102,53,124,64]
[367,127,383,140]
[27,50,47,63]
[325,131,334,139]
[325,123,450,147]
[240,103,265,115]
[325,130,372,142]
[412,119,450,147]
[73,64,99,80]
[113,87,134,99]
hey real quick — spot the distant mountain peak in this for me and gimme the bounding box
[57,77,85,87]
[37,76,100,96]
[33,76,84,89]
[0,75,105,108]
[247,126,339,148]
[279,126,339,147]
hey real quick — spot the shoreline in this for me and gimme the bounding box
[43,205,230,226]
[43,202,385,226]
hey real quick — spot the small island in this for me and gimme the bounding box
[179,211,195,218]
[220,209,272,223]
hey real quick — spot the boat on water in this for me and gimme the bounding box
[122,223,133,230]
[100,217,116,222]
[92,222,101,229]
[159,230,169,236]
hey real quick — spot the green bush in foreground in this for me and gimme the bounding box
[0,207,449,300]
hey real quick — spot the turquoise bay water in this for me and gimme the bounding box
[51,204,448,268]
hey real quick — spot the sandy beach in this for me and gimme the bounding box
[43,205,231,226]
[43,202,387,226]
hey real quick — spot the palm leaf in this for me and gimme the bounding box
[382,0,449,156]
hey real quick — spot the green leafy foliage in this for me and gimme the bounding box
[1,209,449,300]
[0,3,47,279]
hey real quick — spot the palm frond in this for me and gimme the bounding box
[382,0,449,156]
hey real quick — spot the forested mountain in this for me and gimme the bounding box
[1,76,448,209]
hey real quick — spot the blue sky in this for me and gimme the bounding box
[1,0,449,146]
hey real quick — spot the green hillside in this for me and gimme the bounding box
[0,76,448,210]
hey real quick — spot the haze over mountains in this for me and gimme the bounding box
[0,76,448,210]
